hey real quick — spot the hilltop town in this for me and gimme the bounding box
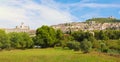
[52,17,120,32]
[0,17,120,35]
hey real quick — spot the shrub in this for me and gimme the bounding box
[80,39,92,53]
[63,47,70,50]
[105,40,119,50]
[100,42,109,53]
[66,41,80,51]
[92,40,101,49]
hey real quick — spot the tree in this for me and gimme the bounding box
[80,39,92,53]
[20,32,34,48]
[9,32,33,49]
[9,32,22,48]
[61,34,74,48]
[55,29,64,46]
[0,29,10,49]
[56,29,63,40]
[95,30,109,40]
[72,31,94,42]
[72,31,84,42]
[35,25,57,48]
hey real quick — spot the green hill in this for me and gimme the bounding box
[86,17,120,23]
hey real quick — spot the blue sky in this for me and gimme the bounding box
[0,0,120,29]
[54,0,120,21]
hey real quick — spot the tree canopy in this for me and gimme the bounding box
[35,26,62,48]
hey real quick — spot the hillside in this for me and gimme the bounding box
[86,17,120,23]
[52,17,120,32]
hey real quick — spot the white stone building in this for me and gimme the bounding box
[2,23,36,36]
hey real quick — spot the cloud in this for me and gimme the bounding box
[0,0,119,29]
[69,3,120,8]
[0,0,74,29]
[81,3,120,8]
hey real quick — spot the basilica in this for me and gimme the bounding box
[3,22,36,36]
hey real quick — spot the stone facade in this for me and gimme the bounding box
[2,23,36,36]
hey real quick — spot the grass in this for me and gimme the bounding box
[0,48,119,62]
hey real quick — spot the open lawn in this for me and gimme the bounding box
[0,48,119,62]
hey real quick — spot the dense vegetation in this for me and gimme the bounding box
[34,26,120,54]
[0,30,34,50]
[0,25,120,54]
[86,18,120,23]
[33,26,63,48]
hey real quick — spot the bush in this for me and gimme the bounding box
[108,49,120,54]
[66,41,80,51]
[100,42,109,53]
[92,40,101,49]
[63,47,70,50]
[105,40,119,50]
[81,39,92,53]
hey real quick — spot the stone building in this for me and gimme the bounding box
[2,23,36,36]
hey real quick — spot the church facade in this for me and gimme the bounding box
[3,23,36,36]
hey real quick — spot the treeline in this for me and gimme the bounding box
[86,18,120,23]
[0,25,120,54]
[0,30,34,50]
[0,26,63,50]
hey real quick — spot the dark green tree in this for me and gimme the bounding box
[72,31,94,42]
[35,25,57,48]
[72,31,84,42]
[95,30,109,40]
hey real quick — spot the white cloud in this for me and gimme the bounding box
[0,6,26,21]
[82,3,120,8]
[69,3,120,8]
[0,0,74,29]
[1,0,118,29]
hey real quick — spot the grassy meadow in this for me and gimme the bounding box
[0,48,119,62]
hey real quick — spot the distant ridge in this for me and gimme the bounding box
[86,17,120,23]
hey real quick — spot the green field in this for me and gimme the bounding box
[0,48,119,62]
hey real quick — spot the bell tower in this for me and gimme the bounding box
[20,22,24,29]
